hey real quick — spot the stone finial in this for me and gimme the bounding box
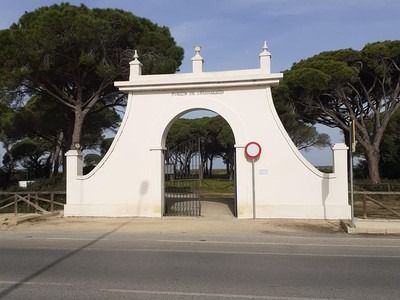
[129,49,143,80]
[133,49,139,60]
[260,41,269,54]
[259,41,271,73]
[191,46,204,73]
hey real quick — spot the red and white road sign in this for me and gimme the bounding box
[244,142,262,160]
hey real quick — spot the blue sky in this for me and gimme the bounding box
[1,0,399,165]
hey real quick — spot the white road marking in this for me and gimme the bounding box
[0,281,345,299]
[91,247,400,258]
[101,288,346,300]
[155,239,400,248]
[44,237,110,241]
[0,280,72,287]
[2,245,400,258]
[2,236,399,249]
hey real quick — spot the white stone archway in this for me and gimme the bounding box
[64,44,351,219]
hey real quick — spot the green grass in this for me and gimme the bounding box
[165,178,234,194]
[199,179,234,194]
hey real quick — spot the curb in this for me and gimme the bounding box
[341,218,400,234]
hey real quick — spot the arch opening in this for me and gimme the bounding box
[162,109,237,218]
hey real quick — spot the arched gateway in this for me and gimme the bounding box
[65,44,351,219]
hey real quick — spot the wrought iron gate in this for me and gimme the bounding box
[164,139,202,216]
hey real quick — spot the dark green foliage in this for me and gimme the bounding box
[0,3,183,93]
[84,153,102,167]
[278,41,400,183]
[380,110,400,178]
[0,94,121,187]
[10,138,50,178]
[353,160,369,179]
[0,3,183,189]
[166,115,235,178]
[83,153,101,174]
[100,138,114,155]
[0,3,183,150]
[272,85,330,150]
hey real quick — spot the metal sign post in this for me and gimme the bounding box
[350,145,354,227]
[251,159,256,219]
[349,120,356,227]
[244,142,262,219]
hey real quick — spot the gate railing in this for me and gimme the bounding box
[164,138,202,217]
[164,196,201,217]
[0,191,66,215]
[164,179,201,216]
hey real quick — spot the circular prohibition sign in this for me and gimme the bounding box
[244,141,262,160]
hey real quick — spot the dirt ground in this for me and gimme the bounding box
[1,198,344,235]
[1,212,344,236]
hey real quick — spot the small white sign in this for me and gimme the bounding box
[18,181,35,188]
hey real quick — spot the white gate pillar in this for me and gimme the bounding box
[325,143,351,218]
[65,150,83,209]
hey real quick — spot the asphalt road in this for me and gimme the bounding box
[0,219,400,300]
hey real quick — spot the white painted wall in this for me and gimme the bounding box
[64,45,350,219]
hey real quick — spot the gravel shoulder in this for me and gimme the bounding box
[1,213,345,237]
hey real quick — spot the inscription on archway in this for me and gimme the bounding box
[171,90,224,97]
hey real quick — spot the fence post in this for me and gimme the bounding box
[362,194,367,219]
[50,193,54,212]
[27,193,31,213]
[14,194,18,216]
[35,193,39,213]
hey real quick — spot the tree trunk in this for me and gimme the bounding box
[365,148,381,184]
[229,163,234,181]
[50,131,64,178]
[343,126,383,184]
[209,156,214,177]
[71,109,85,149]
[203,160,208,177]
